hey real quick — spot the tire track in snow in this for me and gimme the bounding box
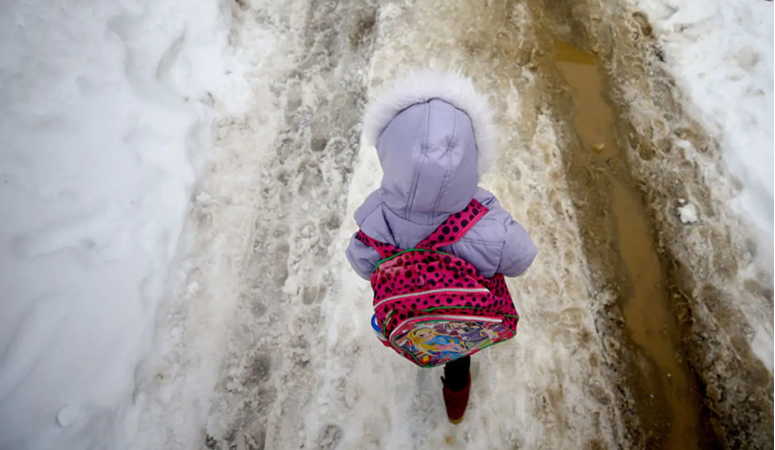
[523,15,710,447]
[133,1,378,448]
[539,1,773,447]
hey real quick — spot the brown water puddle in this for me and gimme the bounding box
[554,41,702,450]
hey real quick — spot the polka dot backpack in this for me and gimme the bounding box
[356,199,520,368]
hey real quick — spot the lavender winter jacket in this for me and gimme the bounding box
[346,72,537,280]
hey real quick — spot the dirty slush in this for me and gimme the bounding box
[138,1,773,449]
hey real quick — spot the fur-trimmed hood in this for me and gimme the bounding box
[347,72,537,281]
[362,71,497,178]
[360,71,498,221]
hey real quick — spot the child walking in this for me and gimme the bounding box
[346,71,537,423]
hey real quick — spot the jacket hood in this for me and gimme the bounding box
[361,71,498,223]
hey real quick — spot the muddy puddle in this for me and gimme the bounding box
[553,41,707,449]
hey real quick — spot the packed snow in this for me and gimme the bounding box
[133,2,625,449]
[0,0,248,448]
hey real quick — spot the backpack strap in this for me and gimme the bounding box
[355,230,402,259]
[416,199,488,250]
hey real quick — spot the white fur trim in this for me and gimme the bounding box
[362,70,498,178]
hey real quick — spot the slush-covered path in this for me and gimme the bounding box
[134,1,773,449]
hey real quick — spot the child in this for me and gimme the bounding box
[346,71,537,423]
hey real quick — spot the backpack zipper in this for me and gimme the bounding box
[373,248,454,270]
[373,287,490,309]
[388,314,503,341]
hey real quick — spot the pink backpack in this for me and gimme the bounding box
[356,199,520,368]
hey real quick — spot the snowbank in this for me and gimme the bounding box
[626,0,774,272]
[0,1,248,448]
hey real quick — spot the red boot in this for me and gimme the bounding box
[442,374,471,424]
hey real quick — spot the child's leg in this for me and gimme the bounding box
[442,356,471,391]
[441,356,471,423]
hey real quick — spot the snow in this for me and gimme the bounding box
[2,0,771,448]
[0,0,248,448]
[625,0,774,271]
[288,3,623,448]
[677,203,699,224]
[751,324,774,372]
[127,2,626,448]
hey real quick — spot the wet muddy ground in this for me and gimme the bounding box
[527,0,774,448]
[554,40,707,449]
[521,0,773,447]
[137,0,773,449]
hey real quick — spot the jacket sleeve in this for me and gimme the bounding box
[345,233,381,280]
[497,217,537,277]
[474,188,537,278]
